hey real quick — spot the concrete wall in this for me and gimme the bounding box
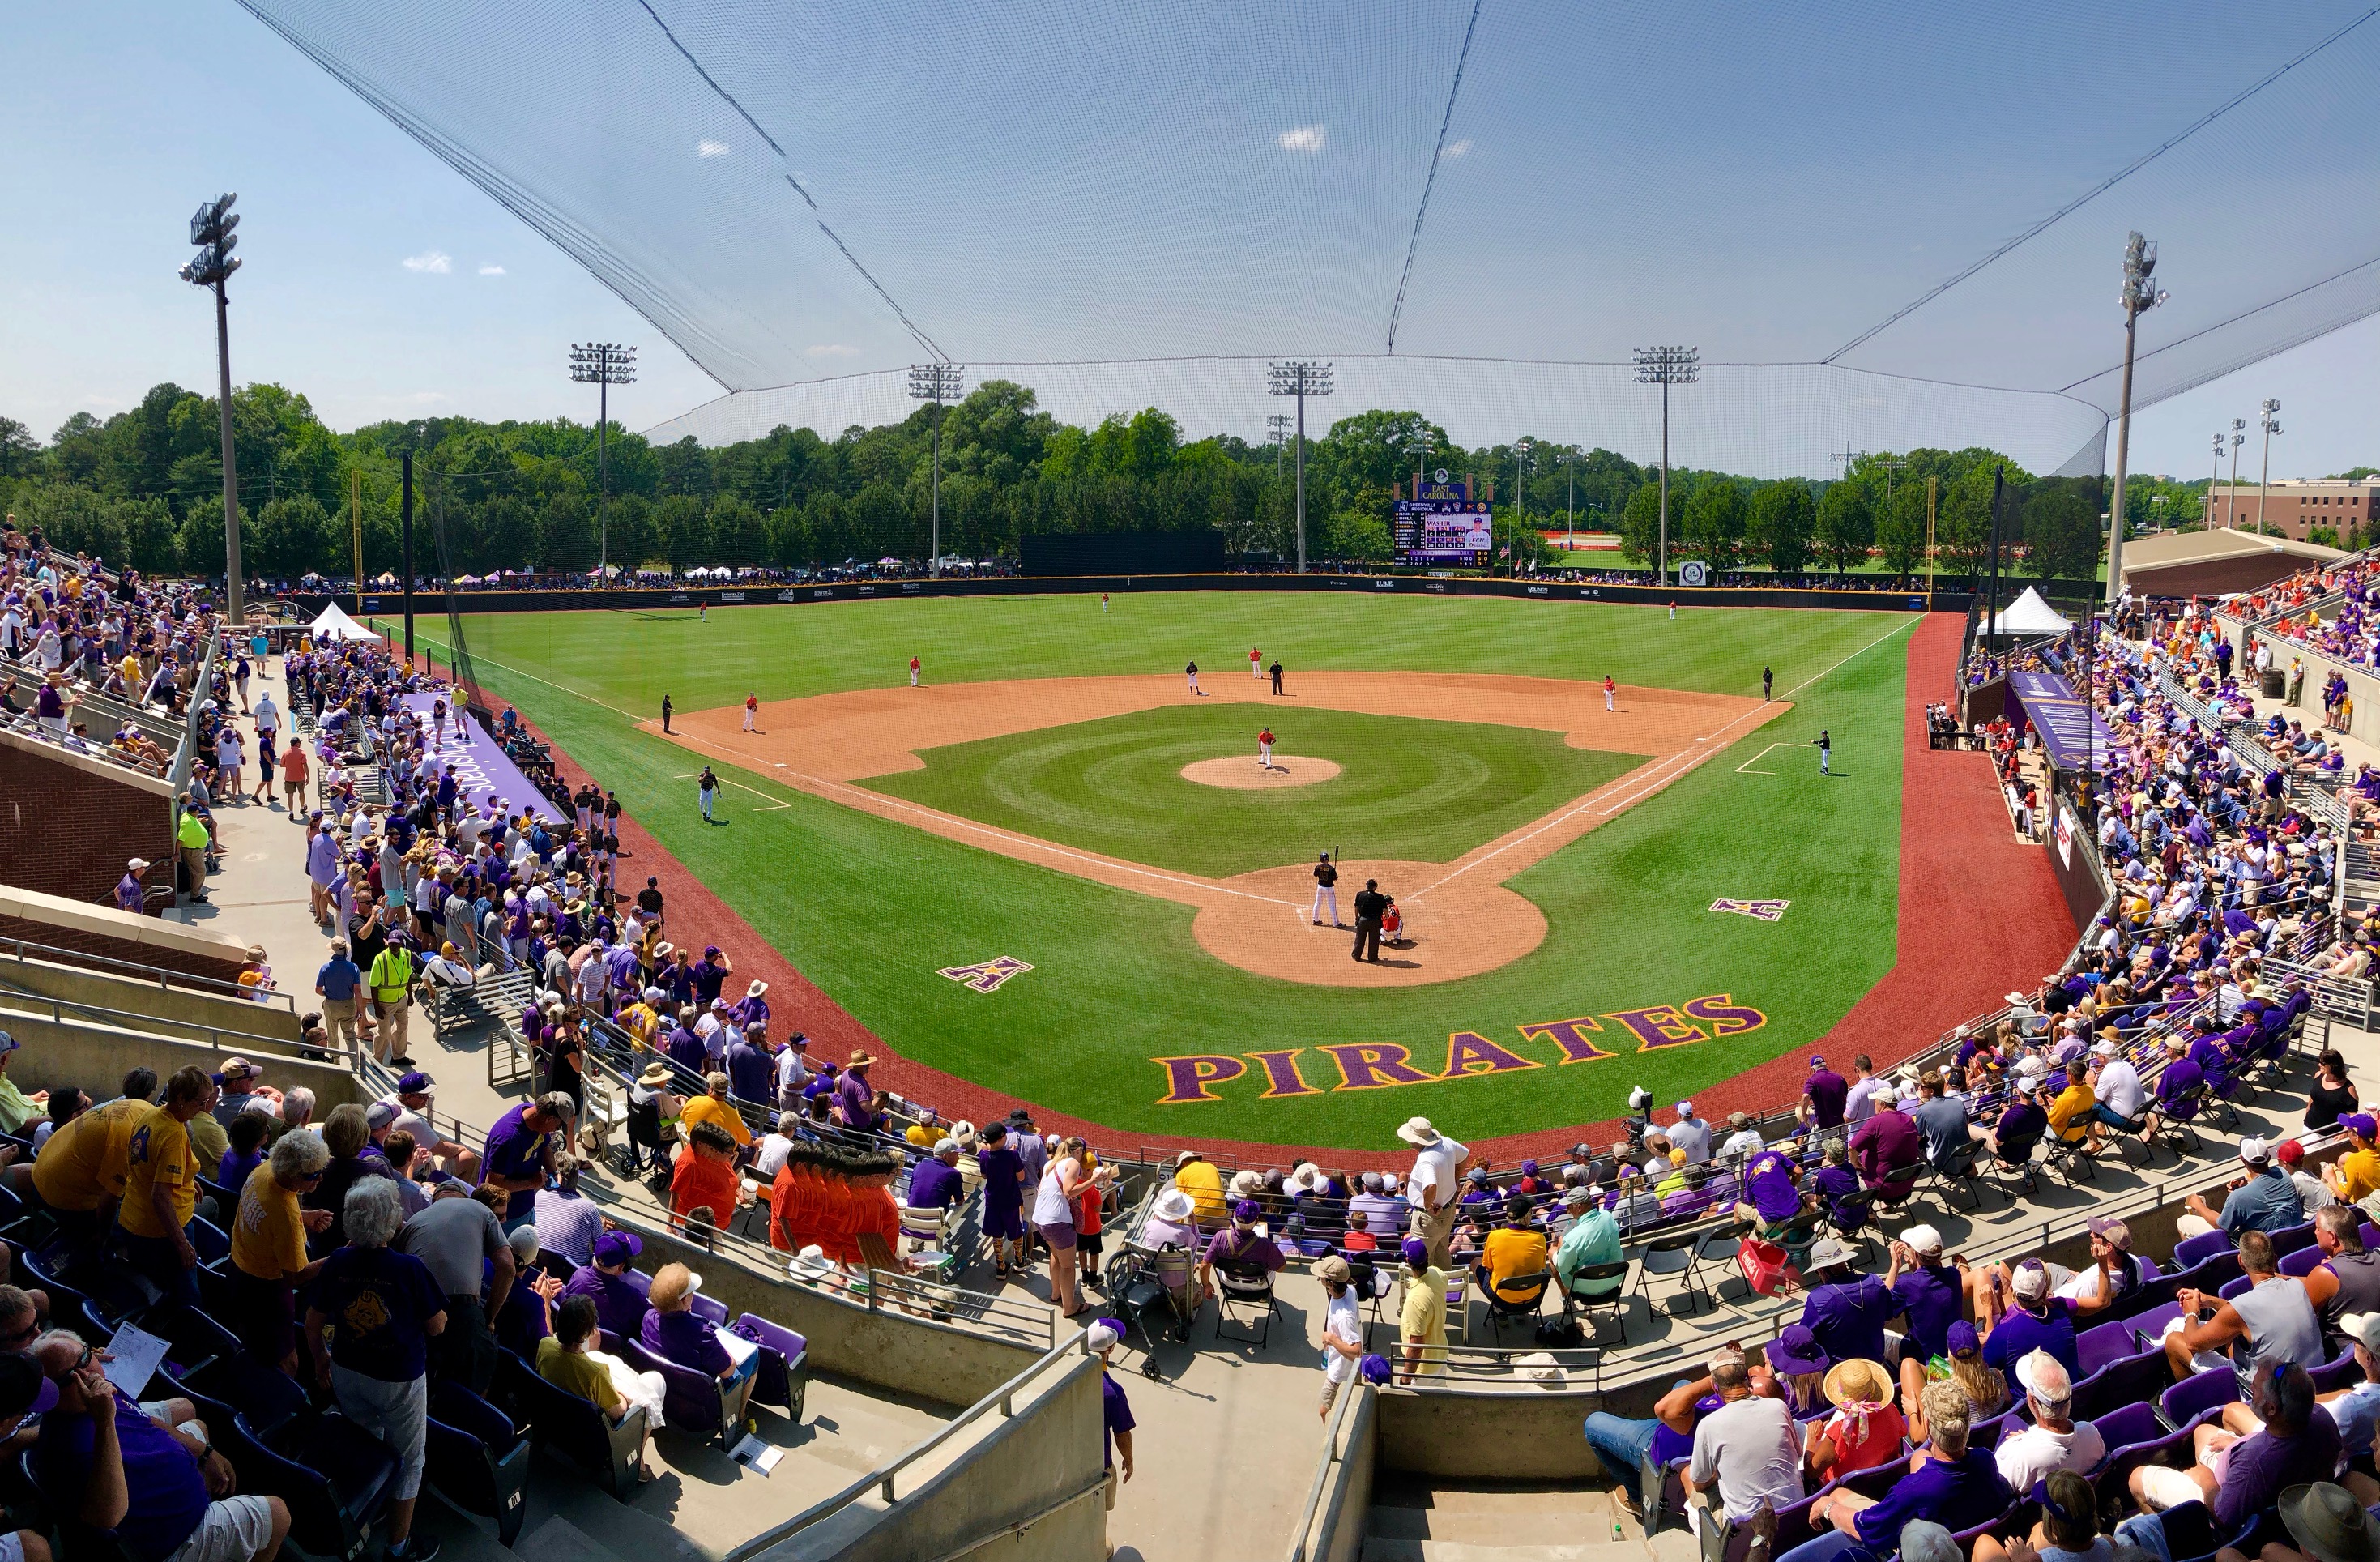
[1295,1386,1379,1562]
[1377,1381,1599,1480]
[0,1000,367,1112]
[0,736,176,908]
[761,1349,1107,1562]
[0,883,250,979]
[0,955,299,1048]
[611,1220,1047,1409]
[2250,632,2380,751]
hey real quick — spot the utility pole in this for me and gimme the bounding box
[1562,446,1580,553]
[177,194,244,622]
[2105,231,2167,609]
[1926,475,1939,610]
[349,467,363,613]
[1512,438,1533,576]
[2227,418,2246,529]
[1269,415,1292,473]
[2257,399,2282,537]
[1985,466,2008,647]
[401,439,417,666]
[909,363,966,574]
[569,344,637,586]
[1267,361,1333,573]
[1634,347,1699,589]
[2210,433,2225,527]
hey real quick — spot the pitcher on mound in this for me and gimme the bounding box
[1258,727,1276,769]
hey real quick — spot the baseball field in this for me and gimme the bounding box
[380,591,2035,1157]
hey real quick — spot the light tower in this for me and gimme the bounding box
[178,193,244,621]
[2227,418,2247,529]
[1632,346,1700,588]
[2256,400,2282,538]
[1267,361,1333,573]
[909,363,966,574]
[569,343,637,584]
[2105,231,2168,608]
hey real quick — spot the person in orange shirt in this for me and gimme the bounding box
[669,1120,748,1233]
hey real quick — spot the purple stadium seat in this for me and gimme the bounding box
[2159,1367,2238,1428]
[2173,1231,2234,1269]
[2084,1402,2163,1467]
[2078,1319,2139,1377]
[620,1336,753,1446]
[731,1311,809,1420]
[2280,1245,2325,1279]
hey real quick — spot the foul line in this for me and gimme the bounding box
[1736,741,1785,775]
[1407,613,1917,902]
[672,772,790,811]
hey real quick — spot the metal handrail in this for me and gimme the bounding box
[0,982,318,1061]
[167,628,221,828]
[0,933,296,1016]
[720,1329,1095,1562]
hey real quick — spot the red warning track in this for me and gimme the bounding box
[505,611,2071,1170]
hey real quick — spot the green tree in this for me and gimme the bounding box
[1681,480,1748,572]
[2022,480,2101,584]
[1875,480,1928,578]
[1814,480,1875,575]
[1617,481,1664,565]
[1748,480,1815,575]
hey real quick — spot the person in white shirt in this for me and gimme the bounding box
[1994,1351,2104,1494]
[1843,1055,1884,1124]
[1719,1113,1765,1163]
[1314,1254,1366,1417]
[753,1117,799,1180]
[2084,1041,2146,1154]
[774,1033,811,1108]
[1667,1103,1712,1165]
[1686,1358,1803,1530]
[1398,1116,1472,1270]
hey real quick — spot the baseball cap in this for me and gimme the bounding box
[1232,1199,1262,1224]
[1901,1224,1943,1254]
[593,1231,643,1265]
[2011,1259,2052,1301]
[1401,1236,1431,1266]
[365,1102,399,1131]
[1313,1255,1352,1284]
[1520,1159,1539,1176]
[395,1070,434,1095]
[2342,1312,2380,1355]
[2348,1116,2378,1140]
[1358,1354,1393,1385]
[2276,1140,2306,1167]
[126,857,149,871]
[1084,1318,1123,1352]
[2241,1136,2275,1166]
[1947,1320,1981,1355]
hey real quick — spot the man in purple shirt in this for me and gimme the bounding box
[906,1142,966,1211]
[115,856,148,915]
[560,1229,654,1342]
[834,1053,880,1133]
[2126,1361,2339,1533]
[1849,1088,1922,1187]
[1800,1056,1848,1133]
[1735,1148,1811,1231]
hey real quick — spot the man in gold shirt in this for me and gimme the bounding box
[1171,1150,1227,1228]
[119,1066,216,1307]
[1397,1236,1449,1383]
[680,1073,753,1149]
[230,1129,333,1375]
[28,1067,158,1256]
[1477,1195,1550,1307]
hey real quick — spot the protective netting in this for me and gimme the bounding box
[236,0,2380,474]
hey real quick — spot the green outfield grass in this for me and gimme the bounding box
[382,594,1917,1150]
[862,704,1645,879]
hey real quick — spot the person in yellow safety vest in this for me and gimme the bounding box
[368,931,420,1069]
[175,808,212,904]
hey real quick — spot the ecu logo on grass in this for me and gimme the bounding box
[1152,992,1765,1104]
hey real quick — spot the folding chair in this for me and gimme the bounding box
[1988,1129,2046,1200]
[1566,1262,1632,1342]
[1212,1258,1281,1348]
[1926,1142,1994,1210]
[2152,1086,2208,1157]
[1633,1230,1715,1316]
[1479,1269,1553,1342]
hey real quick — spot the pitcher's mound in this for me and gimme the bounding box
[1181,755,1341,790]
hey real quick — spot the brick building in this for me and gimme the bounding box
[2203,478,2378,542]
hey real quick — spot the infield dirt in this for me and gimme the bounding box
[648,672,1772,988]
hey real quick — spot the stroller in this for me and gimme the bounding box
[1102,1244,1196,1379]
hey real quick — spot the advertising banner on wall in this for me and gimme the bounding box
[398,692,566,824]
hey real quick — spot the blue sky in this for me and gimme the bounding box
[6,0,2375,480]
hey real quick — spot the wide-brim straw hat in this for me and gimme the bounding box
[1823,1358,1894,1407]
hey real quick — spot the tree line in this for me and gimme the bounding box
[0,380,2256,584]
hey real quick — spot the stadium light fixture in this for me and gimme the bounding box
[909,362,966,576]
[2104,232,2169,608]
[569,343,637,586]
[179,193,245,621]
[1559,446,1583,553]
[2256,399,2282,538]
[2228,417,2247,530]
[1632,346,1699,589]
[1267,361,1333,573]
[2210,432,2225,527]
[1512,437,1534,575]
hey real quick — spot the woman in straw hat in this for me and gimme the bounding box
[1809,1356,1907,1479]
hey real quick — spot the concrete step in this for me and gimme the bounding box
[1360,1535,1670,1562]
[1368,1505,1631,1547]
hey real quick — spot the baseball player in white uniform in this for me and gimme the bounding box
[1250,647,1263,681]
[1311,852,1341,926]
[1186,660,1203,695]
[742,692,758,732]
[1257,727,1275,769]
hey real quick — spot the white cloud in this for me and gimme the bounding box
[400,250,452,274]
[805,343,859,359]
[1276,124,1325,153]
[477,263,505,276]
[1442,138,1471,159]
[697,139,731,158]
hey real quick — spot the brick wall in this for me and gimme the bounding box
[0,738,175,909]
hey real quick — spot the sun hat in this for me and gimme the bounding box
[1766,1323,1828,1377]
[1806,1237,1858,1270]
[1152,1188,1195,1224]
[950,1120,977,1148]
[847,1052,873,1069]
[747,979,768,998]
[1227,1169,1267,1198]
[1287,1163,1329,1195]
[1397,1116,1442,1146]
[2280,1484,2380,1562]
[1822,1357,1893,1407]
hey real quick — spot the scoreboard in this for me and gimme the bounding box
[1394,469,1493,566]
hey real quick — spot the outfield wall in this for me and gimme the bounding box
[303,574,1977,619]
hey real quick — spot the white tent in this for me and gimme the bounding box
[1984,587,2072,638]
[306,602,384,642]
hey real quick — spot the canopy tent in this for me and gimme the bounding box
[306,602,383,642]
[1984,587,2074,638]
